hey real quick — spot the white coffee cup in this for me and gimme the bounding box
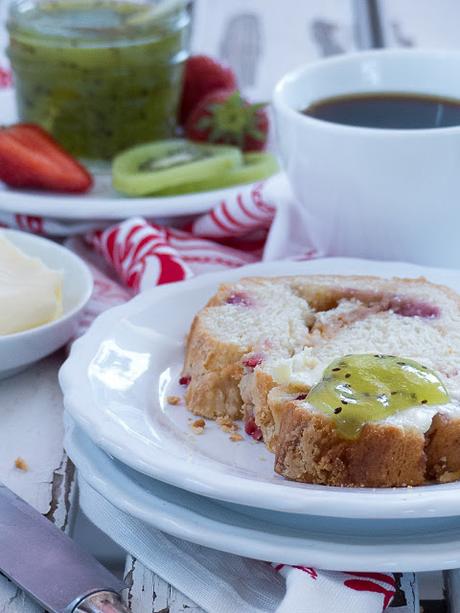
[273,49,460,267]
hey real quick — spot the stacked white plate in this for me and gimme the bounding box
[60,258,460,572]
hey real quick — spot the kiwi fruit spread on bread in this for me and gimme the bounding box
[182,274,460,487]
[307,354,449,439]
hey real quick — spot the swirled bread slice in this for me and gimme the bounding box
[182,274,460,487]
[183,277,315,420]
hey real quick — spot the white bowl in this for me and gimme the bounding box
[0,230,93,378]
[273,49,460,267]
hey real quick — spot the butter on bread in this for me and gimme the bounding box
[0,234,63,335]
[182,274,460,487]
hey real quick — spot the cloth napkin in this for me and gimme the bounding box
[78,477,418,613]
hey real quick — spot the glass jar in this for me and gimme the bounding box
[7,0,191,160]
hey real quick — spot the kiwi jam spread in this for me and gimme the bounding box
[7,0,190,160]
[306,354,449,439]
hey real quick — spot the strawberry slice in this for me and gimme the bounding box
[0,124,93,193]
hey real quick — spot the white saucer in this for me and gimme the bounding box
[0,229,92,378]
[0,89,261,221]
[60,257,460,518]
[65,415,460,572]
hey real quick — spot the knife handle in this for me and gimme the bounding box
[74,591,130,613]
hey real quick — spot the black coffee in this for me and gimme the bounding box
[303,92,460,129]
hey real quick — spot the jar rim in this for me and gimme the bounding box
[8,0,189,43]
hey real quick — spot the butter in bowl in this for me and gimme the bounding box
[0,230,93,378]
[0,233,63,335]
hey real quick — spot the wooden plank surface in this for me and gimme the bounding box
[0,352,77,612]
[1,4,82,599]
[124,557,204,613]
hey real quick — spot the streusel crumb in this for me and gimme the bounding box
[167,395,181,405]
[229,434,244,442]
[191,418,206,434]
[15,457,28,471]
[217,415,239,433]
[439,470,460,483]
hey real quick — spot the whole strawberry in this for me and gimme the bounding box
[185,89,268,152]
[179,55,237,125]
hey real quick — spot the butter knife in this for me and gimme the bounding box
[0,484,129,612]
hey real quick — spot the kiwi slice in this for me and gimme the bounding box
[112,139,243,196]
[155,152,279,196]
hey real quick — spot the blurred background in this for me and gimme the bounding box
[2,0,460,102]
[1,0,460,600]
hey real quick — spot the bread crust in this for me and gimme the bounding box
[426,414,460,482]
[273,400,426,487]
[183,314,245,419]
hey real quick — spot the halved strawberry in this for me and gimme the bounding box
[179,55,237,125]
[185,89,269,152]
[0,124,93,193]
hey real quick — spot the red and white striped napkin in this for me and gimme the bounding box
[275,565,417,613]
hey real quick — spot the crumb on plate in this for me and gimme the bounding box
[229,433,244,442]
[167,395,181,406]
[216,415,239,433]
[15,457,28,471]
[191,418,206,434]
[439,470,460,483]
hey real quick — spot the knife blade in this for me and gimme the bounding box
[0,483,129,612]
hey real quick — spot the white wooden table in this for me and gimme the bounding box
[1,1,460,612]
[0,352,76,613]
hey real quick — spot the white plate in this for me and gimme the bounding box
[0,89,259,221]
[60,257,460,519]
[0,229,93,378]
[65,415,460,572]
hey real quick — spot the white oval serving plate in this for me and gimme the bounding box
[0,89,264,221]
[0,229,93,378]
[60,257,460,519]
[66,416,460,572]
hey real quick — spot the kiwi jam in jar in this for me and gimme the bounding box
[7,0,191,160]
